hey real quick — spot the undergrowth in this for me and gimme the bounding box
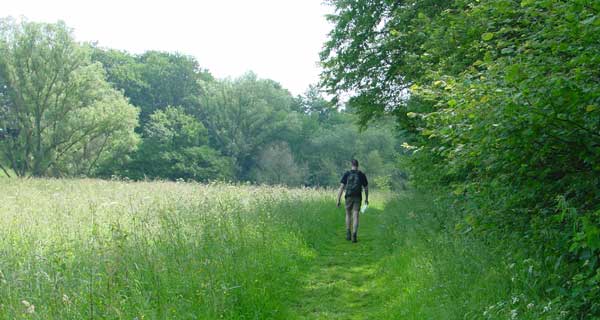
[374,192,569,319]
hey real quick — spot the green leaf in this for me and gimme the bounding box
[581,16,596,25]
[505,64,522,83]
[483,51,493,62]
[520,0,535,7]
[481,32,494,41]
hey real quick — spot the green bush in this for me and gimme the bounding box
[321,0,600,316]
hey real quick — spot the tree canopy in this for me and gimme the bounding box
[0,19,138,177]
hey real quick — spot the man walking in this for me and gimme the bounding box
[336,159,368,243]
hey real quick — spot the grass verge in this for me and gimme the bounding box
[372,192,566,319]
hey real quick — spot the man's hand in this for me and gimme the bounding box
[336,183,345,209]
[365,199,369,205]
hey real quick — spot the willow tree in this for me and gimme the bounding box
[0,19,139,177]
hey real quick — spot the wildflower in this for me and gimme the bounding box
[527,303,534,309]
[401,142,418,150]
[62,294,71,305]
[510,309,518,319]
[543,301,552,313]
[512,296,519,304]
[21,300,35,314]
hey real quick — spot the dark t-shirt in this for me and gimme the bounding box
[340,170,368,197]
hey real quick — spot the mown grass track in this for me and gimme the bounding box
[291,204,386,319]
[290,193,563,320]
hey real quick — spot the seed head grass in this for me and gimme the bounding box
[0,178,334,319]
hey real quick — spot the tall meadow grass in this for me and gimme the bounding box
[373,192,567,319]
[0,178,335,319]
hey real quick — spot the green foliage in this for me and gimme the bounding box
[91,48,212,125]
[126,106,233,181]
[0,18,139,177]
[199,72,300,180]
[322,0,600,316]
[251,142,305,186]
[292,85,338,124]
[302,117,404,188]
[375,192,569,319]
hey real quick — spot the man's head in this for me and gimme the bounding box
[351,159,359,169]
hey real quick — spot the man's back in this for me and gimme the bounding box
[341,169,368,198]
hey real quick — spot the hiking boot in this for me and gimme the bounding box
[352,232,357,243]
[346,229,351,241]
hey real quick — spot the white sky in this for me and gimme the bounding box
[3,0,333,95]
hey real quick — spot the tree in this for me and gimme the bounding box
[0,19,139,177]
[293,85,337,124]
[127,106,233,181]
[199,72,300,180]
[91,48,213,125]
[252,142,304,186]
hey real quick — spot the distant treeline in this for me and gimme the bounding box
[0,18,404,188]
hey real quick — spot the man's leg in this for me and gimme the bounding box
[345,198,352,240]
[352,198,361,242]
[353,207,360,234]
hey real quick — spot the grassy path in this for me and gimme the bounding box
[285,193,551,319]
[290,203,388,319]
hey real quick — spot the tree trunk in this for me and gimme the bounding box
[33,103,43,176]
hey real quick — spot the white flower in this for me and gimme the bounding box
[21,300,35,314]
[543,302,552,313]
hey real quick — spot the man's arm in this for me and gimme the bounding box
[336,183,345,207]
[363,172,369,205]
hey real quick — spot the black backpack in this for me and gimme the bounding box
[345,171,362,197]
